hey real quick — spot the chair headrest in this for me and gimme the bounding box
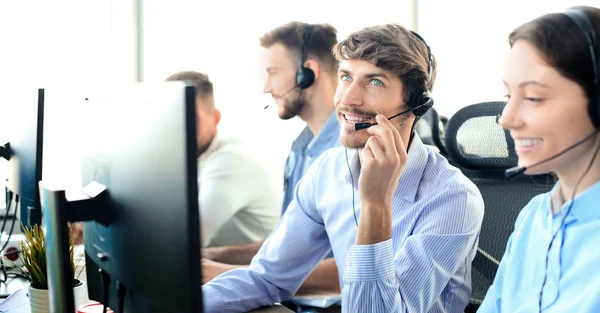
[444,101,517,170]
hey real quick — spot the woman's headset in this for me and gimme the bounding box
[564,9,600,129]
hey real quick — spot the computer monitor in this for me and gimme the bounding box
[0,88,44,227]
[39,82,202,312]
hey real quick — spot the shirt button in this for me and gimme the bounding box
[347,260,352,268]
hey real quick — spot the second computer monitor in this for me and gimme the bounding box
[1,88,44,226]
[41,82,202,312]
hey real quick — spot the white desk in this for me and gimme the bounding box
[0,278,294,312]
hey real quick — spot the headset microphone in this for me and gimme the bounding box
[505,131,599,179]
[354,103,426,131]
[273,85,298,99]
[264,85,299,110]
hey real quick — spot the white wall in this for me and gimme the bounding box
[419,0,599,118]
[1,0,598,200]
[0,1,121,195]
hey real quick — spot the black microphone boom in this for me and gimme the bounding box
[505,130,599,179]
[354,104,424,131]
[264,85,299,110]
[273,85,298,99]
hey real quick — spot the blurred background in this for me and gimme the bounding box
[0,0,596,198]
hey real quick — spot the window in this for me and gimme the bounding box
[418,0,599,118]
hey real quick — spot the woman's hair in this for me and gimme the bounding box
[508,6,600,120]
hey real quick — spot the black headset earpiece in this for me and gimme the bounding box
[296,24,315,89]
[408,30,434,117]
[410,90,434,117]
[564,9,600,129]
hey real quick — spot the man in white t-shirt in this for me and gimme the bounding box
[166,71,280,248]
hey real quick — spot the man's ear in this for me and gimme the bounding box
[213,109,221,126]
[304,59,320,81]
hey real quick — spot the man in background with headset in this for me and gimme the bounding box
[202,22,342,295]
[201,23,484,313]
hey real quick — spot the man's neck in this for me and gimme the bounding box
[298,79,336,138]
[300,104,334,138]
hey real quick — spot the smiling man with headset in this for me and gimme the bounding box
[202,22,342,295]
[201,23,484,313]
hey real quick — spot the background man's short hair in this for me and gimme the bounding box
[260,21,339,73]
[166,71,215,109]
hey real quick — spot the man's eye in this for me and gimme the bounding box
[370,79,383,87]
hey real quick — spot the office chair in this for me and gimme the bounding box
[443,101,554,312]
[415,107,447,155]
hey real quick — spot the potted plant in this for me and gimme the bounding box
[12,224,87,313]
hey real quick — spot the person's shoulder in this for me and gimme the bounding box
[314,146,347,166]
[212,136,247,154]
[205,136,261,167]
[300,146,348,181]
[421,148,480,195]
[513,191,549,226]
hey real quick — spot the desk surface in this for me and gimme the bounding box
[1,278,340,312]
[0,278,295,313]
[0,276,27,298]
[248,305,294,313]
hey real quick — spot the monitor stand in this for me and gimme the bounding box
[39,181,111,313]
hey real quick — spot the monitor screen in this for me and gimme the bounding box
[1,88,44,226]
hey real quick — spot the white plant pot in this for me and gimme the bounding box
[73,280,87,309]
[27,286,49,313]
[28,280,87,313]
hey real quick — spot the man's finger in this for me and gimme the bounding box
[361,140,375,165]
[366,135,385,160]
[375,114,407,157]
[367,115,398,159]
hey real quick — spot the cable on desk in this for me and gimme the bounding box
[0,192,12,244]
[0,195,20,252]
[0,193,18,284]
[99,268,111,313]
[116,281,127,313]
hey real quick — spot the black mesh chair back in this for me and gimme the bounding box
[444,101,554,311]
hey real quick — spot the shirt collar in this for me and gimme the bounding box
[198,132,221,165]
[551,180,600,223]
[339,134,428,203]
[291,112,340,155]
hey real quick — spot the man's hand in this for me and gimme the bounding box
[201,241,264,265]
[201,258,246,284]
[356,114,408,245]
[202,247,222,261]
[359,114,408,206]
